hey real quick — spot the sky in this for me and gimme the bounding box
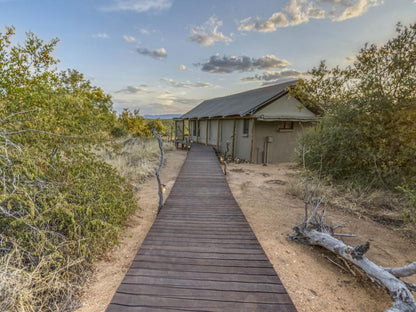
[0,0,415,115]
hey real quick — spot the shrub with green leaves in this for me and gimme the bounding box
[291,23,416,222]
[116,108,167,137]
[1,27,139,311]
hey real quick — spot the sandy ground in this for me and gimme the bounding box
[76,150,416,312]
[75,149,188,312]
[226,162,416,312]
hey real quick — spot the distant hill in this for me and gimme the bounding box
[143,114,182,119]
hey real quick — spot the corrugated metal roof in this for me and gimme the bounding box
[180,80,297,119]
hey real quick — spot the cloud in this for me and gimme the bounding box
[199,54,290,73]
[238,0,381,32]
[122,35,137,42]
[115,85,150,94]
[132,100,198,115]
[140,28,150,34]
[254,55,291,69]
[136,47,167,59]
[241,69,305,82]
[112,85,201,115]
[328,0,382,21]
[238,0,325,32]
[345,55,355,61]
[189,16,232,46]
[178,64,186,71]
[161,78,217,88]
[103,0,172,13]
[92,33,110,39]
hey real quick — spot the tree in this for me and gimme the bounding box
[117,108,158,137]
[0,27,137,311]
[291,23,416,191]
[147,118,166,135]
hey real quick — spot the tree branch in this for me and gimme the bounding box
[152,128,164,214]
[384,261,416,278]
[291,226,416,312]
[3,129,98,138]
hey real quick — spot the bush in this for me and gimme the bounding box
[292,23,416,191]
[0,27,139,311]
[0,148,138,311]
[397,187,416,224]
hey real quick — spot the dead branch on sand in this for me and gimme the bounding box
[289,203,416,312]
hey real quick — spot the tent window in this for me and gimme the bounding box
[243,119,249,135]
[279,121,294,130]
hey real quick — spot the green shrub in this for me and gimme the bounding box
[0,27,139,311]
[293,23,416,191]
[397,186,416,224]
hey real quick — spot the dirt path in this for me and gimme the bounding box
[226,162,416,312]
[75,149,188,312]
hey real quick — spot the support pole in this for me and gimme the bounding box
[205,120,209,145]
[196,120,199,143]
[250,119,256,163]
[216,119,220,152]
[232,119,236,159]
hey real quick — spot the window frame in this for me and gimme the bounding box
[279,121,294,130]
[243,119,249,136]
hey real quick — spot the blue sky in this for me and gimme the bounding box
[1,0,415,115]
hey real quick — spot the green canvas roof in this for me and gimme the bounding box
[180,80,297,119]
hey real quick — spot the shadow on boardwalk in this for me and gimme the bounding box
[106,144,297,312]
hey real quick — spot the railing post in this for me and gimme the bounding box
[152,128,164,214]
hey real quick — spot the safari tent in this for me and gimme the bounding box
[174,80,317,164]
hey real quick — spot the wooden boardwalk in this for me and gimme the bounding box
[106,144,297,312]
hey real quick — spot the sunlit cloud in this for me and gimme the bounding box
[189,16,232,46]
[238,0,382,32]
[115,85,150,94]
[241,69,305,82]
[103,0,173,13]
[161,78,217,88]
[328,0,382,21]
[178,64,186,71]
[199,54,290,73]
[92,32,110,39]
[136,47,167,59]
[122,35,137,42]
[112,85,201,115]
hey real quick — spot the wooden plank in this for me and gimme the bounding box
[129,262,276,276]
[106,144,297,312]
[140,241,262,249]
[133,256,273,268]
[108,293,297,312]
[136,249,269,261]
[138,245,264,254]
[115,284,292,304]
[144,232,257,240]
[125,269,282,284]
[143,237,258,244]
[121,276,285,292]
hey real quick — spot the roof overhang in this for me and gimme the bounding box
[256,116,319,122]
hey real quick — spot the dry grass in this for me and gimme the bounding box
[0,249,81,312]
[285,168,414,235]
[96,137,174,188]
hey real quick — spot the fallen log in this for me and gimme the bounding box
[290,224,416,312]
